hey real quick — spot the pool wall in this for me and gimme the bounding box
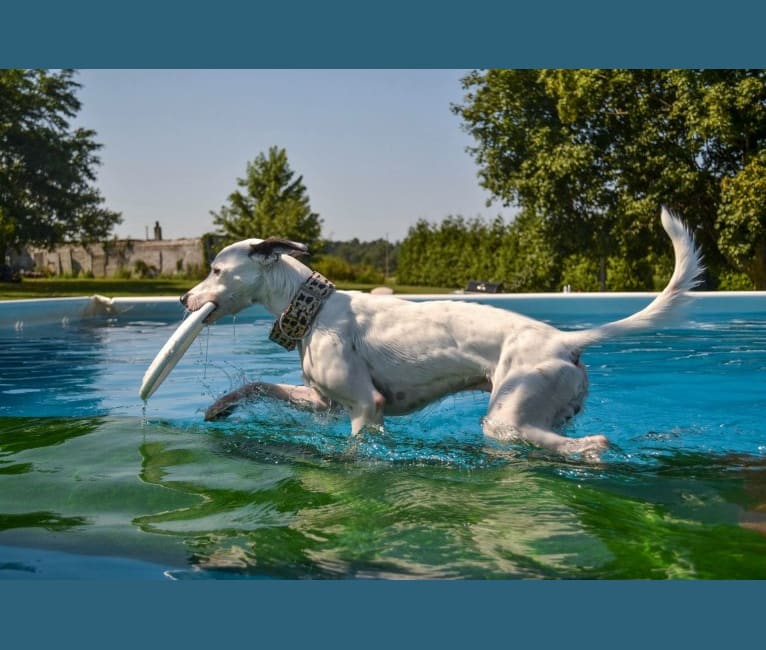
[0,291,764,331]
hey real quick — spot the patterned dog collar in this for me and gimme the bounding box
[269,271,335,350]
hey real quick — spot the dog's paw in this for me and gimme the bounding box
[580,434,609,450]
[561,434,609,461]
[204,394,242,421]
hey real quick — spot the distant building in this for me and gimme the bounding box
[12,237,211,278]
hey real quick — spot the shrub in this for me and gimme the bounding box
[716,271,755,290]
[313,255,356,282]
[133,260,159,279]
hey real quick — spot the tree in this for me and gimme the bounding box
[0,69,121,269]
[397,219,433,286]
[499,210,559,292]
[211,146,323,254]
[453,69,766,289]
[680,70,766,288]
[323,237,399,277]
[717,150,766,288]
[396,211,560,291]
[452,69,617,289]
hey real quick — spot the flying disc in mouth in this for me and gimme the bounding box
[139,301,216,401]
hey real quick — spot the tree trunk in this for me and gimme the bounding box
[751,242,766,290]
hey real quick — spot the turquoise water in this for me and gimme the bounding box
[1,305,765,579]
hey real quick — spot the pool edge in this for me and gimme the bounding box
[0,291,764,331]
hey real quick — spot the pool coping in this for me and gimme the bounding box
[0,291,764,331]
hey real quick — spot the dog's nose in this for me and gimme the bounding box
[180,292,189,307]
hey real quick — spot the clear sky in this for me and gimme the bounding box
[73,69,512,243]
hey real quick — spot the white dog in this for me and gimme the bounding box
[181,207,702,456]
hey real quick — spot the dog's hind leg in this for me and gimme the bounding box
[482,418,607,457]
[484,361,608,458]
[204,382,337,421]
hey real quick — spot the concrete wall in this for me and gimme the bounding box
[14,238,206,278]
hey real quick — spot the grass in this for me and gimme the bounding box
[0,277,454,301]
[0,277,196,300]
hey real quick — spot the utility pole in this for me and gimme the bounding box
[384,232,389,281]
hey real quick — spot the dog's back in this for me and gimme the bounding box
[313,293,550,414]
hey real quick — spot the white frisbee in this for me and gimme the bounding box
[139,302,216,401]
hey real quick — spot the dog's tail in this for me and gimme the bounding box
[562,206,704,351]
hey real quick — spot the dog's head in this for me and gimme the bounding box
[180,237,308,322]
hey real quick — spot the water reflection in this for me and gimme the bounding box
[131,423,766,579]
[1,415,766,578]
[0,511,88,533]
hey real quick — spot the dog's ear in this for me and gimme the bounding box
[249,237,309,261]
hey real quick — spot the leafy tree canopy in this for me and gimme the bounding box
[0,69,121,265]
[452,69,766,289]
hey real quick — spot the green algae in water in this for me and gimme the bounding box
[1,416,766,579]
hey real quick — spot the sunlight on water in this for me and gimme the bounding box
[1,308,765,579]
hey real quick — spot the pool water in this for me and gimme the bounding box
[1,303,765,579]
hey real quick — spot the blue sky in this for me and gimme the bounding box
[74,69,512,243]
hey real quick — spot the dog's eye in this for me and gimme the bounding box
[212,267,222,276]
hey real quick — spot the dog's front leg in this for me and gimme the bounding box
[302,336,386,435]
[204,382,335,421]
[348,389,386,434]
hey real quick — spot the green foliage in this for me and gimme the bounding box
[313,255,385,285]
[313,255,354,281]
[452,69,766,289]
[210,146,323,254]
[716,271,755,290]
[353,265,386,284]
[716,150,766,288]
[500,211,559,292]
[323,238,398,277]
[605,255,654,291]
[560,254,601,292]
[396,208,689,293]
[397,212,562,292]
[0,69,121,264]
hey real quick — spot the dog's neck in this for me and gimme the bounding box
[257,256,315,318]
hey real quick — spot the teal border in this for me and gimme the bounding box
[2,581,765,647]
[1,1,765,67]
[2,2,765,648]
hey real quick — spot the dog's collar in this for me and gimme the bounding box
[269,271,335,351]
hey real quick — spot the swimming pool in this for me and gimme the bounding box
[1,292,765,579]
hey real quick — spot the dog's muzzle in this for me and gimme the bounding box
[180,293,219,321]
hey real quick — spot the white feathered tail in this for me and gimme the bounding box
[563,207,704,351]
